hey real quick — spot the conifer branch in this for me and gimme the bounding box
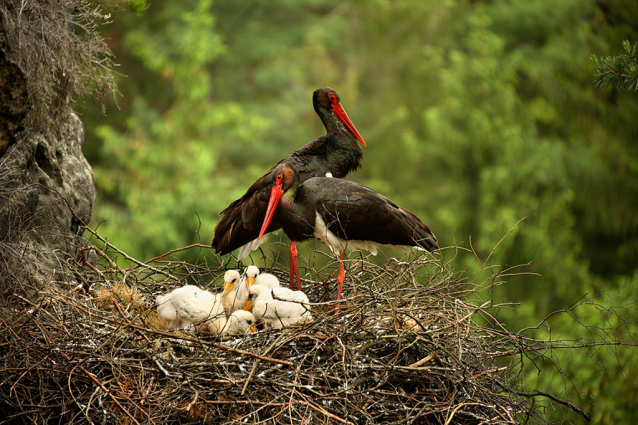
[591,40,638,92]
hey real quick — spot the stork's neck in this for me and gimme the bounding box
[307,130,363,178]
[280,172,301,210]
[276,172,316,242]
[324,135,363,177]
[319,110,356,143]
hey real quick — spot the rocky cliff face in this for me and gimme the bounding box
[0,1,116,282]
[0,47,95,279]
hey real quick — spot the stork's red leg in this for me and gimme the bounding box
[289,241,301,290]
[336,250,345,301]
[289,241,295,289]
[289,242,294,289]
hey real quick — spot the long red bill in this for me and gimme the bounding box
[258,184,284,239]
[333,103,366,146]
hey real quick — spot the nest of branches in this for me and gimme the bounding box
[1,231,595,424]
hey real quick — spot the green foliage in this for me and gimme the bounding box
[90,0,251,258]
[102,0,149,15]
[522,273,638,423]
[592,40,638,92]
[417,11,589,314]
[126,0,149,15]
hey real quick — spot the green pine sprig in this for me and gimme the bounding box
[591,40,638,92]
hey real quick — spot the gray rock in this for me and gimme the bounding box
[0,57,96,278]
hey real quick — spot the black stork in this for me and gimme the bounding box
[212,88,366,288]
[258,163,438,300]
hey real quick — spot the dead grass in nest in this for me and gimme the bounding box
[96,281,144,310]
[0,230,602,424]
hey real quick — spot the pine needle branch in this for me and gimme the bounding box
[591,40,638,92]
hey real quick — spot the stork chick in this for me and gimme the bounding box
[222,310,258,335]
[254,271,281,289]
[242,266,282,308]
[156,285,225,334]
[221,270,249,315]
[250,285,312,329]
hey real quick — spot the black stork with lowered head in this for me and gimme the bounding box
[258,163,438,300]
[212,88,366,288]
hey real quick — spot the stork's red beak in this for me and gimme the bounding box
[258,183,283,239]
[333,103,366,147]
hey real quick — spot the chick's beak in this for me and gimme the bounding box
[246,277,255,288]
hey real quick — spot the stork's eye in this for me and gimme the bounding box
[328,94,337,103]
[276,173,283,184]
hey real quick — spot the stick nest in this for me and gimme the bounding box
[1,242,546,424]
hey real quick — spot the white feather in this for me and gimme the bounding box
[237,229,284,259]
[237,236,268,260]
[244,265,260,280]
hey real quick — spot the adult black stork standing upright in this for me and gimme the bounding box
[258,163,438,300]
[212,88,366,288]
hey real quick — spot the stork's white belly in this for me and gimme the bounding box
[313,213,381,255]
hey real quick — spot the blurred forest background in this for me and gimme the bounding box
[77,0,637,422]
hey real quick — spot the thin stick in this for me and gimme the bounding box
[444,403,482,425]
[504,388,591,422]
[83,227,177,280]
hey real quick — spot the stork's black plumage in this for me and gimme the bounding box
[212,88,366,261]
[259,163,438,299]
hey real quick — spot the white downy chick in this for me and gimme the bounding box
[221,270,249,315]
[244,265,260,287]
[254,272,281,289]
[241,266,261,311]
[222,310,258,335]
[156,285,225,333]
[245,270,281,311]
[250,285,312,329]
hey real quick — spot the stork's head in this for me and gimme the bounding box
[222,270,241,296]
